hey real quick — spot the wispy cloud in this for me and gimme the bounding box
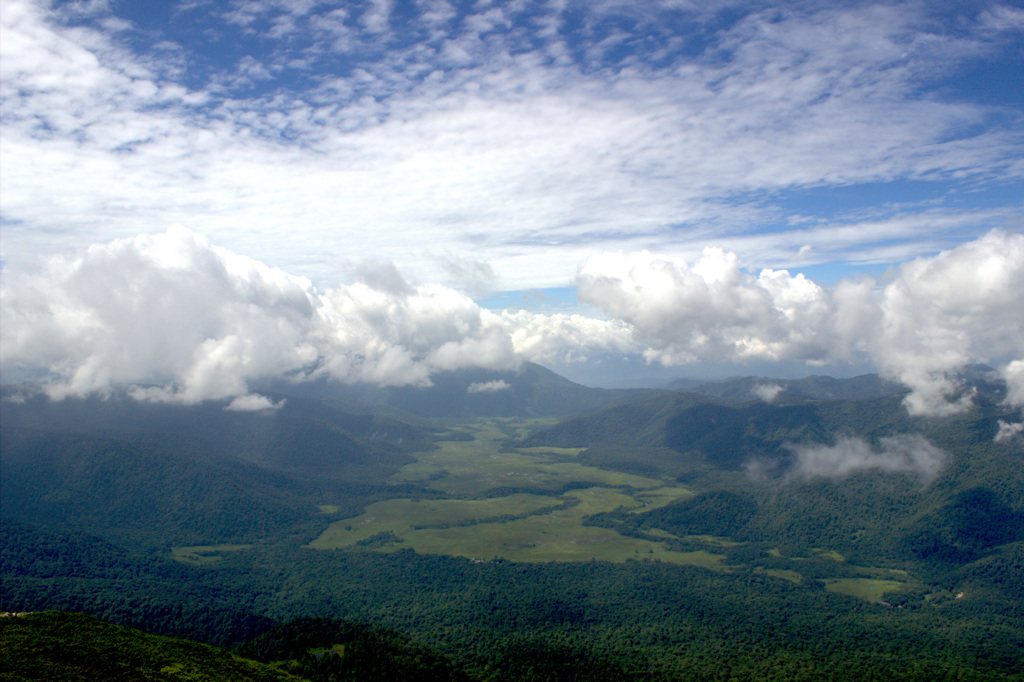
[467,380,510,394]
[1,0,1020,291]
[753,383,784,403]
[789,434,949,483]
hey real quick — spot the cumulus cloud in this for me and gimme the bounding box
[577,248,832,367]
[0,227,518,404]
[1002,360,1024,408]
[3,227,1021,415]
[467,380,510,394]
[497,309,641,366]
[864,231,1024,415]
[789,435,949,482]
[577,231,1024,416]
[995,420,1023,443]
[753,383,784,403]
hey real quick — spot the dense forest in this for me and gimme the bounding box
[2,365,1022,679]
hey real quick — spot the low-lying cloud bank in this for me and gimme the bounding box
[789,435,949,482]
[2,228,1022,422]
[578,230,1024,417]
[1,227,519,405]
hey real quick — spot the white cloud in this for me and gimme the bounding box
[866,231,1024,415]
[225,394,285,411]
[3,227,1022,414]
[576,247,832,366]
[467,380,510,394]
[1,2,1021,408]
[789,435,948,482]
[497,310,641,365]
[1002,360,1024,408]
[1,1,1020,292]
[576,230,1024,415]
[0,227,518,403]
[995,420,1023,443]
[753,383,784,403]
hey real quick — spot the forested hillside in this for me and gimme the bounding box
[2,369,1022,679]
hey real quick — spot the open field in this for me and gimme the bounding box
[824,578,905,603]
[171,544,252,565]
[311,486,723,565]
[311,420,707,564]
[305,419,919,592]
[391,426,677,497]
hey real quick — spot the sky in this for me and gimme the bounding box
[1,0,1023,423]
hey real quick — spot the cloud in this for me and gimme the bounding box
[866,231,1024,416]
[995,420,1023,443]
[467,380,510,394]
[225,394,285,411]
[576,247,832,366]
[577,230,1024,415]
[1002,360,1024,408]
[437,253,496,298]
[789,435,949,482]
[1,3,1021,410]
[497,310,641,365]
[1,0,1020,292]
[753,383,784,403]
[0,227,518,403]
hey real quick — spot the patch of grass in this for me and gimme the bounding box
[813,549,846,562]
[627,486,695,513]
[756,567,804,584]
[310,419,721,568]
[683,534,743,547]
[170,544,252,565]
[308,495,560,549]
[309,487,729,567]
[517,446,587,457]
[823,578,905,603]
[395,436,668,497]
[318,505,340,514]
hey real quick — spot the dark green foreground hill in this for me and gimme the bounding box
[0,611,296,681]
[0,611,472,682]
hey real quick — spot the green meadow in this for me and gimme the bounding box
[824,578,905,603]
[305,419,920,597]
[171,544,252,565]
[310,420,707,564]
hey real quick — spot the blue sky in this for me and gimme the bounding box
[1,1,1023,413]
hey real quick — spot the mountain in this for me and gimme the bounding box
[1,386,434,479]
[682,373,906,403]
[520,373,1024,582]
[2,369,1022,679]
[0,611,295,682]
[0,387,443,548]
[255,361,652,418]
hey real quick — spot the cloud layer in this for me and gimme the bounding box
[789,435,949,482]
[3,228,1021,420]
[578,230,1024,415]
[1,227,518,404]
[1,0,1021,290]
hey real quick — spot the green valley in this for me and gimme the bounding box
[2,366,1023,680]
